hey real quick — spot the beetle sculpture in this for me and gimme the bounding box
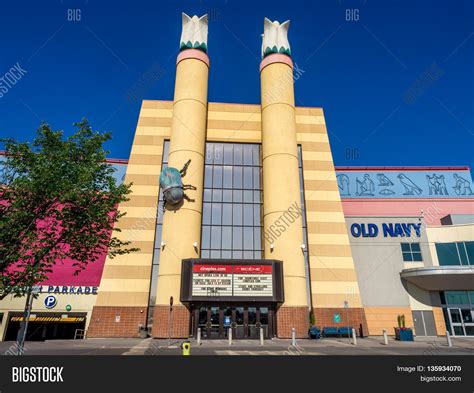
[159,159,196,209]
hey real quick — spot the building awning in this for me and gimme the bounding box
[400,266,474,291]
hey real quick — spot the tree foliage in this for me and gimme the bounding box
[0,120,138,299]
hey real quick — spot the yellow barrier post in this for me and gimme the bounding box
[182,341,191,356]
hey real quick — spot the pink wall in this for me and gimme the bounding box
[41,254,107,287]
[0,155,125,288]
[341,198,474,225]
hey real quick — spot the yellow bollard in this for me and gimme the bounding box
[182,341,191,356]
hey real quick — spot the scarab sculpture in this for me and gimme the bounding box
[159,159,196,209]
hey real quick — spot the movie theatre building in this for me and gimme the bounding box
[83,15,474,340]
[1,15,473,342]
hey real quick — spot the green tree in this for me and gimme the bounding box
[0,120,138,299]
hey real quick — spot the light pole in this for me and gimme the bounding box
[168,296,173,347]
[344,300,350,344]
[16,285,41,355]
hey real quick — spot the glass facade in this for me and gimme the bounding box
[109,162,127,185]
[440,291,474,336]
[297,145,311,308]
[435,241,474,266]
[147,141,169,326]
[148,141,313,328]
[201,142,263,259]
[400,242,423,261]
[440,291,474,306]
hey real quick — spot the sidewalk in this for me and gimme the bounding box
[0,336,472,356]
[143,335,474,356]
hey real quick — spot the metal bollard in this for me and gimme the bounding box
[228,327,232,346]
[197,328,201,346]
[291,328,296,347]
[260,327,264,346]
[352,328,357,345]
[383,329,388,345]
[446,330,452,348]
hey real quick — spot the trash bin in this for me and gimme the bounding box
[139,325,148,339]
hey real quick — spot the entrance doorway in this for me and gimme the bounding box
[412,310,437,336]
[4,313,87,341]
[447,308,474,336]
[193,305,274,339]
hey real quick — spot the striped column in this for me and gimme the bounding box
[260,54,309,338]
[152,49,210,338]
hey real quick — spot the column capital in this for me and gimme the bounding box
[260,53,293,73]
[177,49,210,68]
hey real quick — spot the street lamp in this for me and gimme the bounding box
[343,300,350,344]
[16,285,41,355]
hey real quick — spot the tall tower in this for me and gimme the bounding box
[152,13,210,338]
[260,18,308,337]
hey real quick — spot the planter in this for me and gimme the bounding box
[394,327,414,341]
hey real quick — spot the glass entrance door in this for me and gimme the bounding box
[192,305,274,339]
[448,308,474,336]
[232,307,245,339]
[460,309,474,336]
[259,307,269,338]
[209,307,221,339]
[197,307,208,338]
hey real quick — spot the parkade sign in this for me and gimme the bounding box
[40,286,98,295]
[350,222,422,238]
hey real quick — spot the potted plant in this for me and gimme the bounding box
[394,314,414,341]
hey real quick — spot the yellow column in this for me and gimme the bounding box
[260,54,308,337]
[152,49,209,338]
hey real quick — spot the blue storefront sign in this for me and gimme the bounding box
[336,169,473,199]
[350,222,422,238]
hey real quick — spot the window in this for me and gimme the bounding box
[298,146,311,309]
[436,241,474,266]
[465,241,474,263]
[470,291,474,304]
[401,242,423,261]
[147,141,170,324]
[435,242,459,265]
[441,291,471,306]
[201,143,263,259]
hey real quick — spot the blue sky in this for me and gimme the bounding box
[0,0,473,172]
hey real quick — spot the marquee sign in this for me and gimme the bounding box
[181,259,284,303]
[192,264,233,297]
[233,265,273,297]
[191,264,273,297]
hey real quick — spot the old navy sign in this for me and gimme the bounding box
[350,223,422,238]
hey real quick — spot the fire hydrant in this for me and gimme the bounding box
[182,341,191,356]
